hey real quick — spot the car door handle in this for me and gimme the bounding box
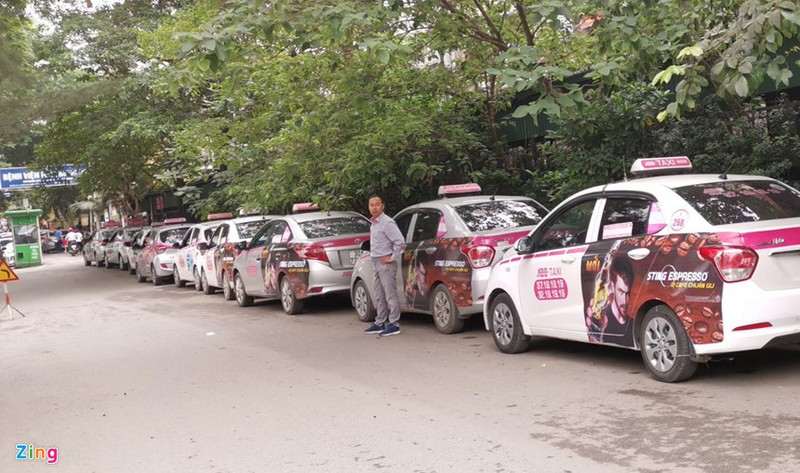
[255,257,261,261]
[560,255,576,263]
[627,248,650,260]
[424,247,436,255]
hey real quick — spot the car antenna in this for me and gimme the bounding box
[490,186,499,201]
[622,157,629,181]
[719,156,740,180]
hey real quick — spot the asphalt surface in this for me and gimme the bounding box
[2,252,800,472]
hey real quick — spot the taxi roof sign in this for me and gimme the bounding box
[630,156,692,177]
[438,183,482,197]
[207,212,233,221]
[163,217,187,224]
[292,203,320,213]
[0,259,19,282]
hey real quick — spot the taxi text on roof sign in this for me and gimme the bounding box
[438,183,482,197]
[630,156,692,176]
[163,217,187,224]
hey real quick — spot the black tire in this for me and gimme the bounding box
[173,265,186,287]
[193,267,203,292]
[128,258,136,274]
[280,276,304,315]
[640,305,698,383]
[353,279,376,322]
[84,255,92,266]
[235,273,254,307]
[135,264,147,283]
[105,257,115,269]
[152,265,163,286]
[430,285,465,334]
[489,293,531,354]
[202,271,215,295]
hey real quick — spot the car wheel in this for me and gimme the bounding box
[152,265,163,286]
[193,267,203,292]
[135,264,147,283]
[222,271,235,301]
[84,254,92,266]
[128,258,136,274]
[280,276,304,315]
[119,255,128,271]
[235,273,254,307]
[490,293,531,354]
[202,271,215,295]
[640,305,698,383]
[431,285,465,334]
[105,257,114,269]
[173,265,186,287]
[353,280,376,322]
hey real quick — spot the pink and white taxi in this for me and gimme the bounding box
[483,157,800,382]
[172,214,230,288]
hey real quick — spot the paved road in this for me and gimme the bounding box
[2,253,800,472]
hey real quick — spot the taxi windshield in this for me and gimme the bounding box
[674,180,800,225]
[299,217,370,239]
[454,199,547,233]
[236,220,267,240]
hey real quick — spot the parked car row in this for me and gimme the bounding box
[80,157,800,383]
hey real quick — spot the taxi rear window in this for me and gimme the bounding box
[454,199,547,233]
[300,217,370,239]
[236,220,267,240]
[674,180,800,225]
[159,228,189,245]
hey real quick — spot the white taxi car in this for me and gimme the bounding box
[232,205,371,314]
[483,157,800,382]
[195,215,274,298]
[172,214,229,288]
[351,184,548,334]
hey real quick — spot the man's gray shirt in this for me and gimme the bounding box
[370,213,405,261]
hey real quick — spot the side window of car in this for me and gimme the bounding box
[394,213,413,241]
[599,197,652,240]
[210,226,223,247]
[252,222,276,248]
[219,225,230,244]
[535,200,596,251]
[144,230,154,246]
[411,210,442,243]
[188,228,199,244]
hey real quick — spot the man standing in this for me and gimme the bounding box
[54,228,63,253]
[363,195,406,337]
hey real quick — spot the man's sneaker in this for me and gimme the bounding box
[379,324,401,337]
[363,323,384,334]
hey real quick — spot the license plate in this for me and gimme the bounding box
[349,250,361,265]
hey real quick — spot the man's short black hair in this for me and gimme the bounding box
[368,195,383,203]
[610,254,634,286]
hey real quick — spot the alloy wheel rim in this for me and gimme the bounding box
[643,316,678,372]
[433,291,450,327]
[492,303,513,346]
[223,273,231,297]
[235,277,244,304]
[281,279,292,310]
[354,285,367,317]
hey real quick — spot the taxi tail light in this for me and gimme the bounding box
[461,244,495,269]
[698,245,758,282]
[154,244,169,255]
[295,243,330,263]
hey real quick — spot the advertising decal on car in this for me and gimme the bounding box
[262,245,310,299]
[581,233,724,348]
[403,237,474,310]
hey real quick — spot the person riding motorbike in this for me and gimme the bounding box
[65,228,82,255]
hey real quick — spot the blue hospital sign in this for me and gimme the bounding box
[0,166,84,190]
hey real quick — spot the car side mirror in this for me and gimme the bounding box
[360,240,370,252]
[235,241,248,251]
[515,236,534,255]
[196,242,208,251]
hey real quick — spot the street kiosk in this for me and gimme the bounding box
[3,209,43,268]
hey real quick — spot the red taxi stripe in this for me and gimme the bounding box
[314,235,370,248]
